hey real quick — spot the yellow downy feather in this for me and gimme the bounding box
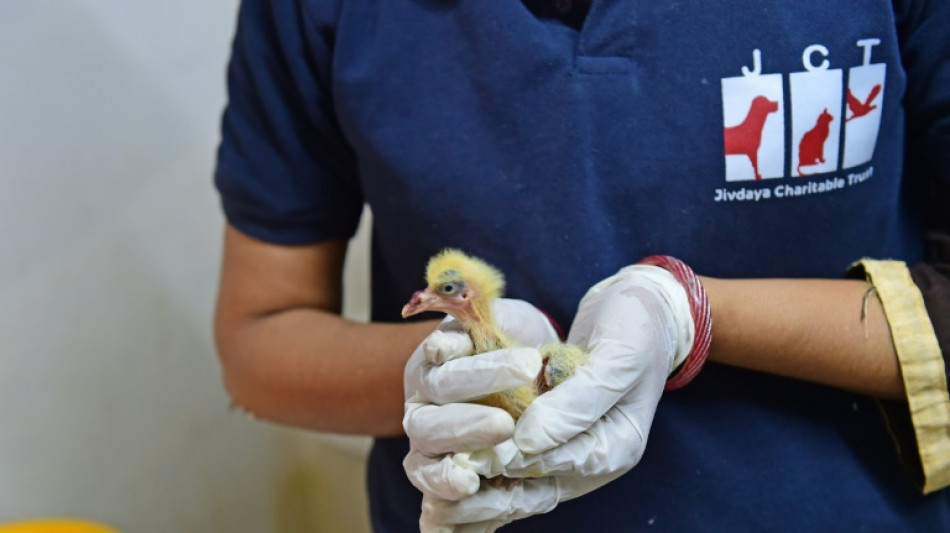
[425,250,537,419]
[420,249,587,420]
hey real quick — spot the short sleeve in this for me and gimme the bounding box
[214,0,362,245]
[848,259,950,494]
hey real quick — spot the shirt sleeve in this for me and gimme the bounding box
[214,0,362,245]
[848,259,950,494]
[847,0,950,495]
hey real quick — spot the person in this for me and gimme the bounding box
[212,0,950,530]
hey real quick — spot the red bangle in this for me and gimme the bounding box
[637,255,713,390]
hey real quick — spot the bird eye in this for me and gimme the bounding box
[439,282,459,295]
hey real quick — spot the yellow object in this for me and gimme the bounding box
[0,519,121,533]
[541,342,590,388]
[425,250,535,416]
[849,259,950,494]
[423,249,511,353]
[425,248,505,301]
[413,249,587,420]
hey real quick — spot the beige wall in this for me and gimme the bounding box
[0,2,372,531]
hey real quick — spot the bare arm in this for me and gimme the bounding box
[213,222,903,437]
[214,224,438,436]
[702,277,903,399]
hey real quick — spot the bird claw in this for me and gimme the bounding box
[487,476,522,490]
[543,364,555,391]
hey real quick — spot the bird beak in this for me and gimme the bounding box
[401,288,439,318]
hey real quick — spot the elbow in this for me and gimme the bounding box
[213,313,260,416]
[216,344,250,412]
[214,336,275,421]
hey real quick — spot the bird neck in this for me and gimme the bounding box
[462,301,508,353]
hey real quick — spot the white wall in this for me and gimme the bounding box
[0,2,371,531]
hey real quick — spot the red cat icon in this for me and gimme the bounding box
[797,108,834,176]
[723,95,780,181]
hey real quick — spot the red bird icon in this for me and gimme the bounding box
[846,84,882,122]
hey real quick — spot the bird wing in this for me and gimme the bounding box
[846,89,863,114]
[864,84,882,106]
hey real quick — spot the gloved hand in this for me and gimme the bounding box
[402,298,560,520]
[422,265,696,532]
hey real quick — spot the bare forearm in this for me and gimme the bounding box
[214,224,440,436]
[701,277,903,399]
[219,309,438,436]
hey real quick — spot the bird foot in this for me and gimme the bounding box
[487,476,522,490]
[540,343,589,391]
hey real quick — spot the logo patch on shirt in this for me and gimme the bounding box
[716,39,884,202]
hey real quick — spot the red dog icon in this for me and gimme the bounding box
[724,95,779,181]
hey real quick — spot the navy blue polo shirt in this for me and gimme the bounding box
[215,1,950,530]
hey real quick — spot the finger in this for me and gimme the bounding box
[420,509,455,533]
[424,330,474,365]
[453,520,505,533]
[417,348,542,404]
[405,318,468,398]
[450,439,520,478]
[514,339,643,453]
[404,450,481,501]
[507,407,648,479]
[419,505,504,533]
[405,402,514,455]
[421,478,559,526]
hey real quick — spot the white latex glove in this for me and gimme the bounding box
[423,265,695,532]
[402,299,560,513]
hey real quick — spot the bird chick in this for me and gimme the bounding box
[401,249,587,420]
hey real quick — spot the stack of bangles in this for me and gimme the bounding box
[637,255,713,390]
